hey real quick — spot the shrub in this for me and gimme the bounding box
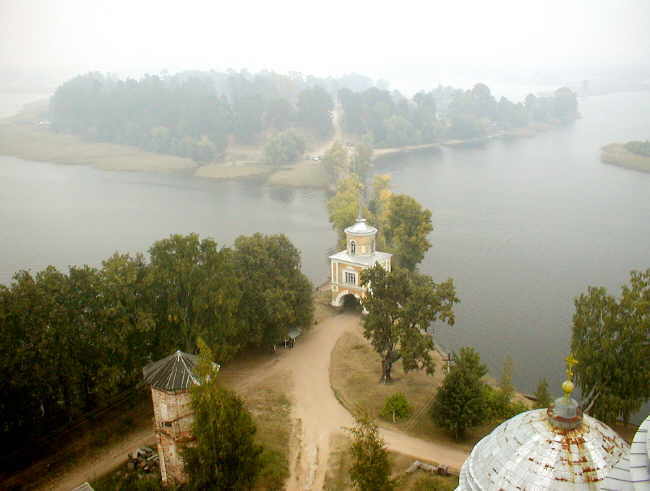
[381,393,412,422]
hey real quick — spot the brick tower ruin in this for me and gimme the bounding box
[142,350,199,485]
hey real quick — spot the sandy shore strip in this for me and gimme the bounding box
[601,143,650,173]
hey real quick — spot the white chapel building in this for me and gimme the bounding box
[329,215,392,307]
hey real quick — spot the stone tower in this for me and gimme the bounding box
[142,350,200,485]
[329,215,392,307]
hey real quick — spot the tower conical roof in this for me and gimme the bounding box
[142,350,199,392]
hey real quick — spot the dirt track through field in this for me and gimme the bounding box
[40,312,467,490]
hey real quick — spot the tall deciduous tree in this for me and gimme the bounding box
[360,265,458,383]
[184,339,263,490]
[346,412,394,491]
[383,194,433,271]
[148,234,242,358]
[431,351,488,440]
[233,234,313,349]
[571,269,650,423]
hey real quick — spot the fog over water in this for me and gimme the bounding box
[1,90,649,420]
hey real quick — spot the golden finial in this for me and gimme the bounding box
[562,353,579,399]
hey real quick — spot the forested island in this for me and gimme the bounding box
[601,140,650,172]
[0,70,579,186]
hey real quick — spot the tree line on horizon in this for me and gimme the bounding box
[49,70,339,163]
[0,232,313,459]
[48,70,580,165]
[339,83,580,147]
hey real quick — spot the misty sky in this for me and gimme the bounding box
[2,0,649,94]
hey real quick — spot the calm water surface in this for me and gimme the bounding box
[1,91,649,418]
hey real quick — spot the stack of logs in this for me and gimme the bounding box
[406,460,450,476]
[127,446,160,474]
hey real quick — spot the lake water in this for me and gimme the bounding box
[1,90,649,419]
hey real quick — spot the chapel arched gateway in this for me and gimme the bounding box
[329,215,392,307]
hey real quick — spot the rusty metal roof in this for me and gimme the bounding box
[142,350,199,392]
[458,409,630,490]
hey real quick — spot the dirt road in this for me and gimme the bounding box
[277,312,467,490]
[41,312,467,490]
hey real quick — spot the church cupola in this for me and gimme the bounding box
[344,217,377,256]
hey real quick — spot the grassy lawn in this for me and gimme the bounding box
[329,331,510,453]
[324,433,458,491]
[194,162,271,180]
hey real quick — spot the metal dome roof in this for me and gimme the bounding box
[600,415,650,490]
[344,217,377,236]
[458,409,630,490]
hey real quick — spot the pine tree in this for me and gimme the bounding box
[431,355,488,440]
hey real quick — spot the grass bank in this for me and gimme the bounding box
[0,102,197,172]
[601,143,650,173]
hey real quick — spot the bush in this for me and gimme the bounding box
[381,393,412,422]
[484,385,527,422]
[263,130,306,164]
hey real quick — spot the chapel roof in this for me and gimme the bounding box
[344,217,377,236]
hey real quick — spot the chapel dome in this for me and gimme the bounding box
[344,217,377,236]
[457,406,630,490]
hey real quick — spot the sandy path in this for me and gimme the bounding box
[40,311,467,490]
[276,312,467,489]
[38,427,156,491]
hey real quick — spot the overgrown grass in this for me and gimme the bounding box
[329,331,520,451]
[232,369,293,490]
[324,434,458,491]
[267,159,329,189]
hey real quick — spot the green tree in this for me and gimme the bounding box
[322,141,351,184]
[533,378,552,409]
[184,339,263,490]
[571,269,650,423]
[263,130,306,165]
[431,356,488,440]
[383,195,433,271]
[346,412,394,491]
[499,355,514,399]
[327,175,365,247]
[350,142,373,183]
[233,234,314,349]
[454,346,487,380]
[148,234,242,357]
[360,265,458,383]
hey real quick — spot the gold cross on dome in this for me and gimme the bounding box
[565,353,579,380]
